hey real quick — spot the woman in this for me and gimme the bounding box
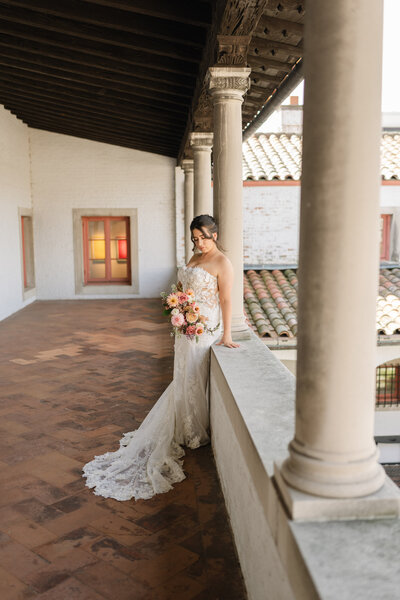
[187,214,239,350]
[83,214,239,501]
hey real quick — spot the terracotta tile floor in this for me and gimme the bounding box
[0,300,246,600]
[383,463,400,487]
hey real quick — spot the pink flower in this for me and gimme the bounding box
[192,304,200,313]
[178,293,188,304]
[167,293,179,308]
[186,325,196,336]
[171,313,185,327]
[185,289,195,301]
[186,311,198,324]
[195,324,204,335]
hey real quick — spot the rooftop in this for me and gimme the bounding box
[244,267,400,339]
[242,132,400,181]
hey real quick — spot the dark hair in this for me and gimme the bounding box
[190,214,225,252]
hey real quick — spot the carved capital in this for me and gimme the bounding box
[193,88,213,132]
[207,67,251,100]
[190,132,214,152]
[217,35,251,66]
[181,158,194,173]
[193,115,213,132]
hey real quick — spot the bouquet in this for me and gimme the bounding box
[161,282,219,342]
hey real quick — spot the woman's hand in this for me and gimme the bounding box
[216,335,240,349]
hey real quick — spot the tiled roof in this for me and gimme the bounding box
[242,133,400,181]
[244,268,400,338]
[377,268,400,334]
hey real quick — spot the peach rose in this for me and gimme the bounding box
[186,312,198,324]
[195,324,204,335]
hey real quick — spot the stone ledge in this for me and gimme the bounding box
[211,333,400,599]
[274,462,400,521]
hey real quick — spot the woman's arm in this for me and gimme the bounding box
[216,259,240,349]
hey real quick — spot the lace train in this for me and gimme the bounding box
[82,265,220,501]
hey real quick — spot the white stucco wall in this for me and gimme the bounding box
[381,185,400,261]
[243,184,300,265]
[381,185,400,208]
[243,183,400,266]
[175,166,185,268]
[0,107,34,321]
[29,129,176,299]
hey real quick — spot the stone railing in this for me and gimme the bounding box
[210,331,400,600]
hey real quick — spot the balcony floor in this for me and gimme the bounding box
[0,299,246,600]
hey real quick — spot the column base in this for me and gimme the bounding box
[274,462,400,521]
[280,439,386,499]
[231,324,252,341]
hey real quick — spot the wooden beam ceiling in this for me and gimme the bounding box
[0,0,215,157]
[0,0,305,158]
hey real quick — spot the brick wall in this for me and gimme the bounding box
[243,184,300,265]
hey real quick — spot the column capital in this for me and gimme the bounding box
[181,158,194,174]
[216,34,251,66]
[189,132,214,152]
[207,66,251,101]
[193,88,213,132]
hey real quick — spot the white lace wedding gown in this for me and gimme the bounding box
[82,266,220,501]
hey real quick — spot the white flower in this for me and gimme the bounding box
[171,308,179,315]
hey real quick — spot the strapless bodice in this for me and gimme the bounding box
[178,265,219,312]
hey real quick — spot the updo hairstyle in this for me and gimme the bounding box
[190,214,224,252]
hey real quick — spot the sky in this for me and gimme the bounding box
[260,0,400,130]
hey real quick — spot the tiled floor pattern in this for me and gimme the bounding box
[383,464,400,488]
[0,300,246,600]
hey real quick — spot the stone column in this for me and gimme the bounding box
[181,159,194,264]
[189,132,213,217]
[279,0,385,498]
[208,66,251,339]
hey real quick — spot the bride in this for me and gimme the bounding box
[82,214,239,501]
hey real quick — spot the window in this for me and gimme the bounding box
[376,364,400,407]
[82,216,131,285]
[73,209,138,296]
[21,215,35,290]
[380,214,392,261]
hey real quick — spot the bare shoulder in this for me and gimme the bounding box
[216,253,233,275]
[186,254,199,267]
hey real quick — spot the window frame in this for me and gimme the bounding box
[73,208,139,297]
[376,364,400,407]
[82,216,131,285]
[19,208,36,300]
[21,215,27,289]
[380,213,392,261]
